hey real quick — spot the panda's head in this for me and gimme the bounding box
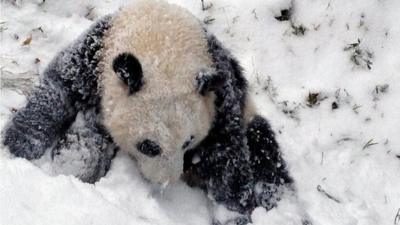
[100,1,222,184]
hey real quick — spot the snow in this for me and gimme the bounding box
[1,0,400,225]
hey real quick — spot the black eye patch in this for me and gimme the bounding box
[136,139,162,157]
[112,52,143,95]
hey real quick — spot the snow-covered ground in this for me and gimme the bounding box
[1,0,400,224]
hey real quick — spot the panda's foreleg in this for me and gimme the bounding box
[2,15,111,161]
[51,107,117,183]
[3,79,77,160]
[246,115,293,210]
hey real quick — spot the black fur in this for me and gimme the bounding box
[196,70,227,95]
[246,115,292,210]
[2,16,116,182]
[183,34,292,215]
[184,33,254,214]
[137,139,162,157]
[112,53,144,95]
[51,108,117,183]
[2,14,292,218]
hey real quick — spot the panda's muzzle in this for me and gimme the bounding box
[136,139,162,157]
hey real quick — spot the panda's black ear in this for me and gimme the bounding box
[196,70,226,95]
[113,53,143,95]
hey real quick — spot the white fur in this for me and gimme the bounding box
[100,1,215,184]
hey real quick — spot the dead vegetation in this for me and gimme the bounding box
[255,75,303,121]
[306,92,327,108]
[372,84,389,101]
[200,0,215,25]
[362,139,378,150]
[317,185,341,203]
[201,0,213,11]
[395,208,400,225]
[344,39,373,70]
[274,4,307,36]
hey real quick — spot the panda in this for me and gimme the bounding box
[2,0,292,220]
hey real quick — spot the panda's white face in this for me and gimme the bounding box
[100,1,216,184]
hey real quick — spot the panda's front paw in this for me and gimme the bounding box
[3,126,46,160]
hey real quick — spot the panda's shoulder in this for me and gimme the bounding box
[42,15,113,107]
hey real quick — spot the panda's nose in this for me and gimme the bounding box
[136,139,162,157]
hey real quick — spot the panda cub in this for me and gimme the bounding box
[2,0,292,218]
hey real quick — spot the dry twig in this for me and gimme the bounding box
[317,185,341,203]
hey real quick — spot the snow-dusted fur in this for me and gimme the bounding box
[183,34,292,216]
[2,15,115,182]
[101,1,215,184]
[1,0,292,222]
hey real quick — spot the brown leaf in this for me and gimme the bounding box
[22,36,32,46]
[306,92,320,107]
